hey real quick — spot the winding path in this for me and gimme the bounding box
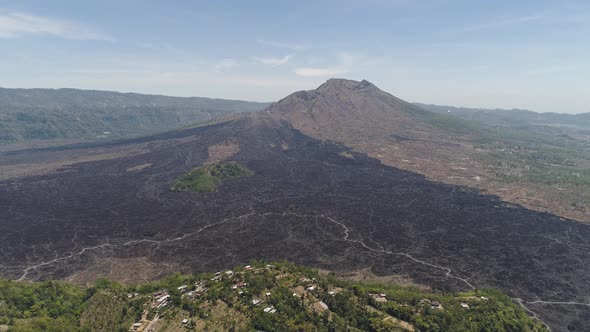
[319,214,476,289]
[13,209,587,330]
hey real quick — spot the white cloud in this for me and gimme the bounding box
[460,13,545,32]
[0,12,112,40]
[293,51,376,77]
[293,67,348,77]
[256,39,308,51]
[214,58,238,71]
[252,55,293,66]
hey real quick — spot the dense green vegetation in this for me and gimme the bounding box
[476,145,590,186]
[0,261,547,332]
[412,101,590,195]
[0,278,142,332]
[0,279,86,331]
[172,163,254,193]
[0,87,268,143]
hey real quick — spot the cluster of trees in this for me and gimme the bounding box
[476,143,590,186]
[171,162,253,193]
[0,261,547,332]
[0,279,86,331]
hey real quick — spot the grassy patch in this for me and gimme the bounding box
[171,162,253,193]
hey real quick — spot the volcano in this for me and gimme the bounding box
[1,79,589,330]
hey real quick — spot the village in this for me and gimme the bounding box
[127,263,351,332]
[121,261,497,332]
[0,259,541,331]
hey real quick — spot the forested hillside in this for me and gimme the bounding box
[0,87,269,143]
[0,261,547,332]
[414,103,590,129]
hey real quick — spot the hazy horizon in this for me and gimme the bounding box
[2,81,588,115]
[1,0,589,113]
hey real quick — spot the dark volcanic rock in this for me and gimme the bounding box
[1,85,589,331]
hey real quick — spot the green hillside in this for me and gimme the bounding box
[0,261,547,332]
[172,163,254,193]
[414,103,590,130]
[0,87,269,143]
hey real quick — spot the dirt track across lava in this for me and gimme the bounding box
[1,116,589,331]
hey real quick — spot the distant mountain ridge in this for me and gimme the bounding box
[0,87,267,108]
[0,87,270,143]
[2,79,590,330]
[415,103,590,129]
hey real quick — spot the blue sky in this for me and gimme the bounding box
[0,0,588,113]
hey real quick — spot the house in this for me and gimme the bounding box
[177,285,188,292]
[265,292,271,296]
[331,287,344,295]
[157,295,170,303]
[252,299,262,305]
[131,322,141,331]
[460,303,469,309]
[291,285,306,297]
[194,285,208,297]
[232,282,247,289]
[313,301,329,313]
[431,301,443,310]
[244,265,253,271]
[153,290,168,298]
[371,293,388,302]
[181,319,189,324]
[225,270,234,277]
[263,306,275,313]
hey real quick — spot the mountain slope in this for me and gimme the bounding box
[266,79,590,223]
[267,79,451,142]
[0,87,269,143]
[1,80,590,330]
[0,116,589,330]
